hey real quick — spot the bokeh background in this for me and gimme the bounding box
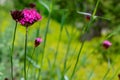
[0,0,120,80]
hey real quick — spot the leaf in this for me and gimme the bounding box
[106,26,120,39]
[27,56,40,69]
[47,58,52,69]
[38,0,50,12]
[77,11,110,21]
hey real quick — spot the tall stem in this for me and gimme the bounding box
[42,13,51,63]
[70,0,100,79]
[53,11,66,66]
[24,27,28,80]
[11,21,17,80]
[27,47,35,78]
[70,41,85,79]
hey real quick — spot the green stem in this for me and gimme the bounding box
[42,12,51,60]
[61,37,71,80]
[70,40,85,79]
[37,1,54,79]
[24,27,28,80]
[11,21,17,80]
[27,47,35,78]
[70,0,100,79]
[103,69,110,80]
[53,11,66,67]
[62,27,74,80]
[37,9,51,80]
[103,58,111,80]
[53,30,62,66]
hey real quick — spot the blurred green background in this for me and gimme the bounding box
[0,0,120,80]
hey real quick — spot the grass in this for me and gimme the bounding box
[0,8,120,80]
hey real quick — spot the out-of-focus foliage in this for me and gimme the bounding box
[9,0,120,29]
[0,0,120,80]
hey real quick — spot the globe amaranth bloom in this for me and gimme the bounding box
[11,10,24,22]
[19,8,42,27]
[103,40,112,49]
[34,38,43,47]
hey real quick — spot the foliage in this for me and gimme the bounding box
[0,0,120,80]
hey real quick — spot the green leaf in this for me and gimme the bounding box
[38,0,50,12]
[77,11,110,21]
[27,56,40,69]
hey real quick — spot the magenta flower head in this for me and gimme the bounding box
[103,40,112,49]
[34,37,43,47]
[19,8,42,27]
[11,10,24,22]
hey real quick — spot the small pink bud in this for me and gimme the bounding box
[34,38,42,47]
[103,40,112,49]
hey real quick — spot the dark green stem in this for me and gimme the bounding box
[27,47,35,78]
[24,27,28,80]
[42,12,51,60]
[37,9,51,80]
[103,68,110,80]
[53,26,62,66]
[103,58,111,80]
[11,21,17,80]
[70,0,100,79]
[37,1,54,79]
[62,27,74,80]
[70,41,85,79]
[53,12,66,67]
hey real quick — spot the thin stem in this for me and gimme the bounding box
[102,68,110,80]
[53,25,63,66]
[103,58,111,80]
[27,47,35,78]
[62,27,74,80]
[70,0,100,79]
[11,21,17,80]
[53,30,62,66]
[53,11,66,67]
[41,0,54,66]
[42,13,51,61]
[37,8,51,80]
[24,27,28,80]
[70,41,85,79]
[37,1,54,79]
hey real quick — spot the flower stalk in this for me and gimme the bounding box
[27,47,35,78]
[24,27,28,80]
[11,21,18,80]
[70,0,100,79]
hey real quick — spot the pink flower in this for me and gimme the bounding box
[34,38,43,47]
[11,10,24,22]
[19,8,42,27]
[103,40,112,49]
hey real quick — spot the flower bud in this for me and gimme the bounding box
[11,10,23,22]
[34,38,42,47]
[29,3,36,8]
[103,40,112,49]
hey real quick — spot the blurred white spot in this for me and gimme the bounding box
[64,75,69,80]
[0,0,6,5]
[20,77,24,80]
